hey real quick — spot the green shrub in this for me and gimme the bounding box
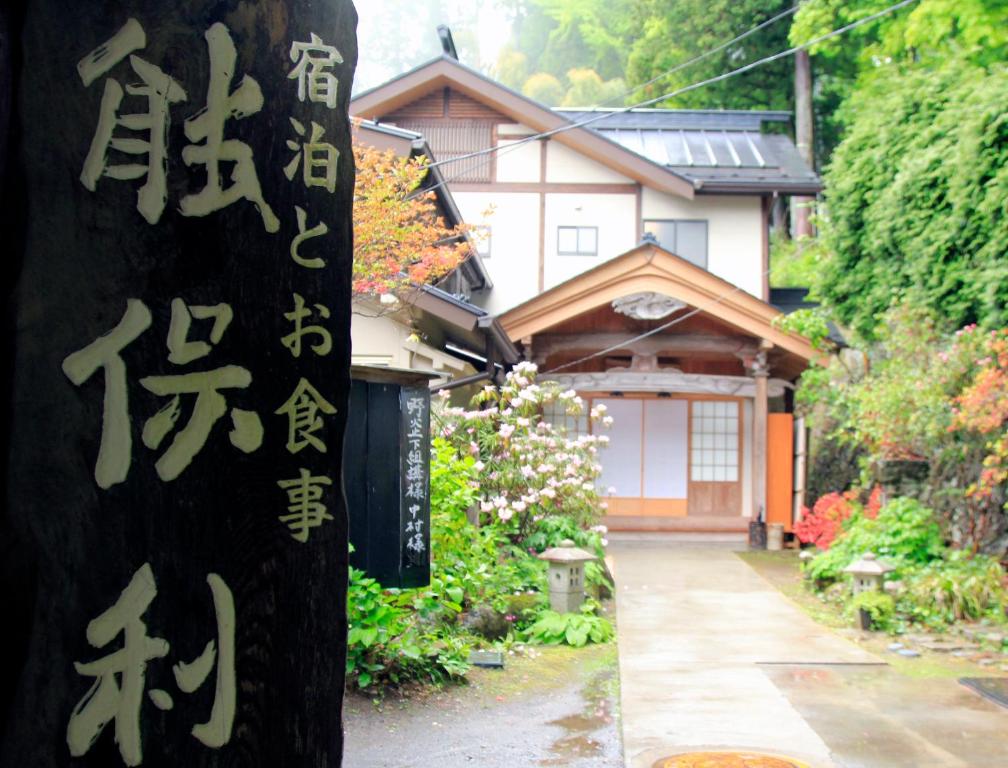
[345,565,471,690]
[899,550,1007,629]
[847,590,896,631]
[804,497,945,584]
[522,607,614,647]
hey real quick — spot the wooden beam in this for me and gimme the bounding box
[531,333,759,363]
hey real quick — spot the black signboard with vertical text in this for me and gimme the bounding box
[0,2,357,766]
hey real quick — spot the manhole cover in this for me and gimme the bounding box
[653,752,811,768]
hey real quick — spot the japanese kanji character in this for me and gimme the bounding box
[62,299,152,489]
[284,118,338,193]
[289,205,328,269]
[67,565,237,764]
[141,298,262,481]
[406,532,425,555]
[171,573,236,748]
[277,468,333,542]
[78,18,187,225]
[180,23,279,232]
[66,563,168,766]
[281,293,331,358]
[287,33,343,109]
[274,378,337,454]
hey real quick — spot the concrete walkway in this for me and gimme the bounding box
[611,538,874,767]
[610,538,1008,768]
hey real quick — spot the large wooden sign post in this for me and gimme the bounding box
[0,2,357,766]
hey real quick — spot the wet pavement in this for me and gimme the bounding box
[342,643,622,767]
[610,537,1008,768]
[765,663,1008,768]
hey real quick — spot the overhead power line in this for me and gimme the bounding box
[621,4,800,103]
[423,0,919,174]
[542,267,775,375]
[408,3,803,199]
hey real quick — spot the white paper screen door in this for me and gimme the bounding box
[596,399,642,497]
[596,398,689,505]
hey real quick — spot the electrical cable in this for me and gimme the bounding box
[541,267,775,374]
[421,0,919,176]
[618,4,799,103]
[406,3,803,199]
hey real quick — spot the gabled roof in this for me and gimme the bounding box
[351,56,696,200]
[556,109,820,195]
[498,242,817,367]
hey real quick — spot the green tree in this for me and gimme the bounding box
[561,68,626,106]
[790,0,1008,158]
[500,0,635,88]
[624,0,795,111]
[522,72,565,104]
[494,44,530,90]
[812,61,1008,339]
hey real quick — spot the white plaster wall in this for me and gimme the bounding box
[454,191,541,314]
[497,122,536,136]
[350,309,409,368]
[546,141,633,184]
[544,193,637,288]
[495,139,541,183]
[642,187,764,298]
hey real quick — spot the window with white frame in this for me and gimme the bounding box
[690,400,739,482]
[643,219,708,268]
[557,225,598,256]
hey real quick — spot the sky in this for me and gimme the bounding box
[353,0,512,94]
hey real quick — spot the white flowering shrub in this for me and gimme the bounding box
[435,362,611,543]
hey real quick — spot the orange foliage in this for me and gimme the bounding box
[352,136,471,296]
[952,329,1008,499]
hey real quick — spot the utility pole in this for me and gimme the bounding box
[793,43,815,238]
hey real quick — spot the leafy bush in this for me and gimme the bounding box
[848,590,896,632]
[346,565,471,690]
[522,606,614,647]
[803,497,945,584]
[802,495,1006,632]
[900,550,1007,628]
[795,491,858,550]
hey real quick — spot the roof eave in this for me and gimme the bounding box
[693,180,823,195]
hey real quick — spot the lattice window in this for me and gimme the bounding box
[690,400,739,482]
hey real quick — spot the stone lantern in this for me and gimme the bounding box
[538,539,597,613]
[843,552,893,595]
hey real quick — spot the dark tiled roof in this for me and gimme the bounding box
[555,108,820,194]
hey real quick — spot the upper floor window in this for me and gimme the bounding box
[643,219,708,269]
[557,225,598,257]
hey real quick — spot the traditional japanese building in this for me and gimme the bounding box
[351,53,819,534]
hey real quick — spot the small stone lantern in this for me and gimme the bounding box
[843,552,894,595]
[538,539,596,613]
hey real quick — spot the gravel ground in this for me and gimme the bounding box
[343,643,622,768]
